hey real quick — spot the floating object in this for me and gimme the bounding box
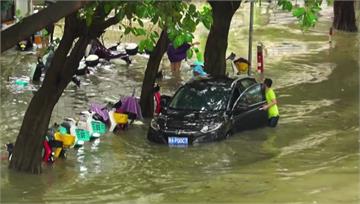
[91,120,106,136]
[90,103,109,122]
[113,113,128,125]
[15,79,29,86]
[125,43,138,56]
[85,54,99,67]
[121,96,143,120]
[234,57,249,74]
[192,61,207,77]
[54,132,75,148]
[77,111,106,139]
[75,128,91,142]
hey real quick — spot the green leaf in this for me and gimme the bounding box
[138,40,146,51]
[167,27,177,41]
[116,9,125,21]
[104,3,112,14]
[124,27,131,35]
[173,35,185,48]
[284,1,293,11]
[196,49,204,62]
[184,33,193,42]
[151,14,159,24]
[293,7,305,17]
[15,9,21,18]
[85,14,92,27]
[188,4,196,14]
[152,31,159,38]
[137,19,144,27]
[136,28,147,36]
[278,0,292,11]
[147,39,155,50]
[186,48,193,59]
[305,11,316,26]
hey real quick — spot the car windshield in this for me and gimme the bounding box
[169,83,231,111]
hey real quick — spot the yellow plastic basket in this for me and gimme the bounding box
[54,148,62,158]
[234,57,249,73]
[113,113,128,125]
[54,132,75,147]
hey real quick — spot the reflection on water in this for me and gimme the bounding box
[1,3,359,203]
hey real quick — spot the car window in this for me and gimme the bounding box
[229,87,240,109]
[238,84,263,105]
[239,78,256,92]
[169,85,231,111]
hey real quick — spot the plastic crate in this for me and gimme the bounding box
[54,132,75,147]
[113,113,128,125]
[234,57,249,73]
[91,121,106,134]
[59,126,68,134]
[75,128,91,141]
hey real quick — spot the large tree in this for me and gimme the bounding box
[8,1,127,173]
[204,1,241,77]
[139,29,170,117]
[333,0,358,32]
[6,1,212,172]
[138,2,212,117]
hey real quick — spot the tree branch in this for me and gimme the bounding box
[1,0,89,53]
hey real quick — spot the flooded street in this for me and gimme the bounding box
[1,4,359,203]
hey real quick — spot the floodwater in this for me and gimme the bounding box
[1,4,359,204]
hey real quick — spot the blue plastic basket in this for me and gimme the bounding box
[91,121,106,134]
[75,128,91,141]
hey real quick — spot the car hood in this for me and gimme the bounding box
[158,109,224,131]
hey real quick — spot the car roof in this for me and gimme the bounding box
[185,76,256,88]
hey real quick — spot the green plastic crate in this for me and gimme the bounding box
[91,121,106,134]
[59,126,68,134]
[75,128,91,141]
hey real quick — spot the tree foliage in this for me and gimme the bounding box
[1,0,13,12]
[79,1,212,56]
[277,0,322,29]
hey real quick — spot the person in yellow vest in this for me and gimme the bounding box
[262,78,279,127]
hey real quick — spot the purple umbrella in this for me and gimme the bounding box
[90,103,109,122]
[121,96,143,120]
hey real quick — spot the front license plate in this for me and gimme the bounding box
[168,137,188,146]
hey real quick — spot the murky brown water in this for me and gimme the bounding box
[1,4,359,203]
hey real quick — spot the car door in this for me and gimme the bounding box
[232,84,267,131]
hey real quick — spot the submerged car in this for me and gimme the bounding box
[147,77,268,146]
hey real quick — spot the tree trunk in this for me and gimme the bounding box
[8,2,122,173]
[1,1,88,53]
[140,30,170,118]
[333,0,358,32]
[204,1,241,77]
[9,14,90,174]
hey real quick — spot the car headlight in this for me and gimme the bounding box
[200,123,222,133]
[150,119,160,131]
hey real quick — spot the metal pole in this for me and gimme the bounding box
[248,0,255,76]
